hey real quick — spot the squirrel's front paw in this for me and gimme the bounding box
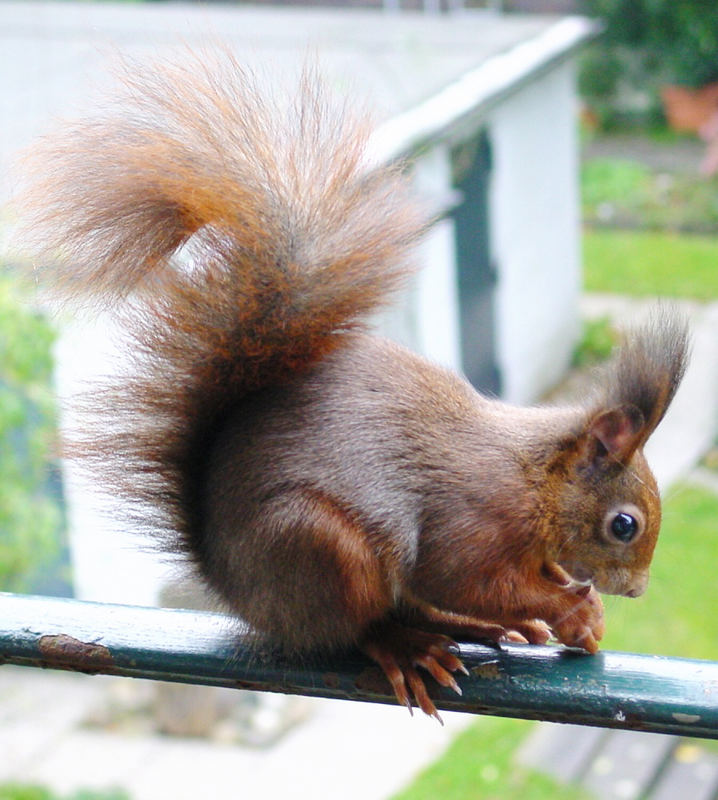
[550,584,605,654]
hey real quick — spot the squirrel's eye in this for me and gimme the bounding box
[611,512,639,542]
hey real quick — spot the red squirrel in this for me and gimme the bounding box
[16,54,689,720]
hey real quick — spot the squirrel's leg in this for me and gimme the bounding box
[224,489,460,717]
[404,603,552,646]
[240,490,473,719]
[220,487,395,656]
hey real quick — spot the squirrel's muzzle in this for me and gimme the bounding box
[594,568,649,598]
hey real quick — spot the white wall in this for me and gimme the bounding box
[53,320,180,605]
[380,60,583,404]
[374,143,463,372]
[488,60,582,404]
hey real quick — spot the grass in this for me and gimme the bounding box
[581,159,652,215]
[581,158,718,232]
[581,151,718,300]
[571,316,620,368]
[393,482,718,799]
[583,228,718,300]
[391,716,591,800]
[0,786,129,800]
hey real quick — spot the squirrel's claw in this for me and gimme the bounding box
[362,624,467,722]
[507,619,552,645]
[363,641,415,714]
[542,560,593,591]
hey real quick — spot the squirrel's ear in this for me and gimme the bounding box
[587,404,645,464]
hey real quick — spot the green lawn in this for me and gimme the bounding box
[393,482,718,799]
[581,158,718,233]
[0,786,129,800]
[391,716,591,800]
[583,228,718,300]
[581,152,718,300]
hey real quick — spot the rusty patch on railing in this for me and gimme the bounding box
[38,634,115,673]
[471,660,503,680]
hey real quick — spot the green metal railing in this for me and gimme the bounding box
[1,592,717,738]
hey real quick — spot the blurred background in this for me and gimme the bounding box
[1,1,718,798]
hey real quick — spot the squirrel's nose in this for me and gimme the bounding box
[625,572,649,598]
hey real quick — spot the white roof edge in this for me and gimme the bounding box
[368,16,602,164]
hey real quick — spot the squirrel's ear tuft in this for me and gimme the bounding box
[588,404,645,464]
[597,309,690,448]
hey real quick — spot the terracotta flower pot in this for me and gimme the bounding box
[661,82,718,132]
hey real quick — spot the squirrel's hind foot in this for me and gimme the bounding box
[361,622,467,722]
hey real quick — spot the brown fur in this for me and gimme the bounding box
[14,53,689,717]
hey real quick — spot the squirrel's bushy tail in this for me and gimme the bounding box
[16,53,427,547]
